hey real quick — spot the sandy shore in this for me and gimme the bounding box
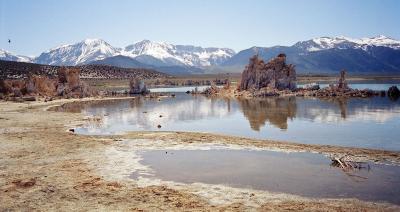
[1,97,399,211]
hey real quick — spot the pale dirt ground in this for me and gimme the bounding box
[1,97,399,211]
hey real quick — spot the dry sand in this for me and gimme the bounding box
[1,97,399,211]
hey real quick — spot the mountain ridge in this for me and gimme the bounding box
[1,35,400,75]
[33,38,236,68]
[0,49,33,63]
[220,35,400,74]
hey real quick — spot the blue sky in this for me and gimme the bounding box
[1,0,399,56]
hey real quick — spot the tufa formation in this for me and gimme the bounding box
[0,67,95,100]
[337,69,349,90]
[239,54,296,91]
[387,86,400,101]
[129,78,149,94]
[55,68,93,98]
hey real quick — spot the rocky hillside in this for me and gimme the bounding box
[78,64,167,79]
[0,60,168,80]
[90,55,205,75]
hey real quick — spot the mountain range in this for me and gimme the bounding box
[1,35,400,75]
[0,49,32,63]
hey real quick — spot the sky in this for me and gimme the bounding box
[1,0,400,56]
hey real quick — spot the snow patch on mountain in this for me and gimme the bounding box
[359,35,400,49]
[0,49,32,62]
[122,40,236,66]
[35,38,120,66]
[33,39,235,67]
[295,35,400,52]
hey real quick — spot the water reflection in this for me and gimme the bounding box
[238,97,296,130]
[237,96,400,130]
[53,94,400,150]
[134,149,400,204]
[298,97,400,123]
[49,98,143,113]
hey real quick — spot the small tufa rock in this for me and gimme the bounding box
[388,86,400,101]
[337,69,349,90]
[129,78,149,95]
[157,124,162,128]
[202,85,220,96]
[303,83,320,91]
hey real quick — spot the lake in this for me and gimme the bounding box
[53,83,400,151]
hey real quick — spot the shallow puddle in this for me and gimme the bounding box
[132,149,400,204]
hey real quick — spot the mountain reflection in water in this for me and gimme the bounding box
[53,94,400,150]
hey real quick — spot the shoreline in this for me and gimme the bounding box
[1,97,399,211]
[121,131,400,165]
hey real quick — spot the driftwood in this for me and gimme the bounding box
[331,155,370,181]
[331,155,370,170]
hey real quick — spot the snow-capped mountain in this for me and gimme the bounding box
[34,39,120,66]
[0,49,32,63]
[31,39,235,67]
[223,35,400,74]
[2,35,400,75]
[294,35,400,52]
[121,40,235,66]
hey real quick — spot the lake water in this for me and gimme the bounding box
[149,85,213,93]
[298,83,400,91]
[53,83,400,151]
[50,83,400,204]
[148,83,399,93]
[132,149,400,204]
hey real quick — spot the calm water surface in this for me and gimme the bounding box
[132,149,400,204]
[50,83,400,204]
[299,83,400,91]
[54,84,400,150]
